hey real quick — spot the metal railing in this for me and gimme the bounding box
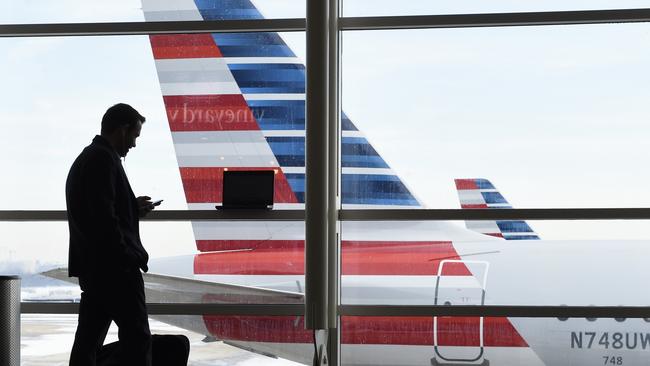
[3,208,650,221]
[20,302,650,319]
[2,8,650,37]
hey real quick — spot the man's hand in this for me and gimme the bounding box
[137,196,161,217]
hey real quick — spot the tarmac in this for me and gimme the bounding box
[21,314,300,365]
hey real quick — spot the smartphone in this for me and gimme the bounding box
[152,199,163,206]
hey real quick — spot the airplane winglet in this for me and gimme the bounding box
[454,178,540,240]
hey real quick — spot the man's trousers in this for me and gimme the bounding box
[69,270,152,366]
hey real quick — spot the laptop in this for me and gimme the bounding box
[216,170,275,210]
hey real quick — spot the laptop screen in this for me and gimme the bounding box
[222,170,275,208]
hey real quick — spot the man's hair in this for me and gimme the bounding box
[100,103,146,135]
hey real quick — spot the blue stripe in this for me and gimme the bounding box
[342,174,419,206]
[496,221,534,233]
[481,192,508,204]
[503,235,540,240]
[200,8,262,20]
[342,156,389,168]
[342,112,358,131]
[285,174,305,201]
[212,33,296,57]
[194,0,263,20]
[212,32,289,47]
[248,100,305,130]
[474,179,495,189]
[228,64,305,93]
[293,192,305,202]
[265,138,304,155]
[246,101,361,131]
[342,137,389,169]
[282,173,418,206]
[284,173,304,203]
[488,204,513,209]
[266,137,304,167]
[267,137,390,169]
[343,137,368,144]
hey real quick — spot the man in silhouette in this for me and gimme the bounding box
[66,103,159,366]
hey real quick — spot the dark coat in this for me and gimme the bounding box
[66,135,149,278]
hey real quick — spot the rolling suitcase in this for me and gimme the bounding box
[97,334,190,366]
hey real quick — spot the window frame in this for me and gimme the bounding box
[4,6,650,366]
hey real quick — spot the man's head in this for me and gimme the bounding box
[100,103,146,157]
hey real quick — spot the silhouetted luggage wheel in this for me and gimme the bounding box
[98,334,190,366]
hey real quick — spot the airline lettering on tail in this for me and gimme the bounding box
[167,102,263,124]
[571,332,650,350]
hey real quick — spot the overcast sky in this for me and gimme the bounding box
[1,0,650,269]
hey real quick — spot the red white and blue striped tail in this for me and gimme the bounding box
[142,0,422,253]
[455,178,540,240]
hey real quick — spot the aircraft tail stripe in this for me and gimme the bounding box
[174,148,278,169]
[143,10,203,21]
[455,178,539,240]
[177,156,279,169]
[455,179,479,190]
[244,93,305,100]
[172,131,270,145]
[160,81,242,96]
[344,241,471,276]
[149,34,222,59]
[142,0,203,21]
[482,191,508,204]
[164,95,259,131]
[264,137,394,169]
[192,221,305,241]
[194,0,263,20]
[155,57,231,71]
[203,315,527,347]
[460,204,489,209]
[344,316,528,347]
[197,239,304,252]
[194,241,472,276]
[180,167,298,204]
[142,0,201,12]
[197,239,474,254]
[228,64,306,94]
[505,235,540,240]
[250,172,419,206]
[212,33,295,57]
[484,233,504,238]
[247,100,305,130]
[496,221,535,233]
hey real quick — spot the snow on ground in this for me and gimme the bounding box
[21,314,301,365]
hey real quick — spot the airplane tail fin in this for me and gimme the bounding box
[142,0,421,253]
[454,178,539,240]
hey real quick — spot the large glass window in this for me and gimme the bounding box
[341,24,650,209]
[4,1,650,365]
